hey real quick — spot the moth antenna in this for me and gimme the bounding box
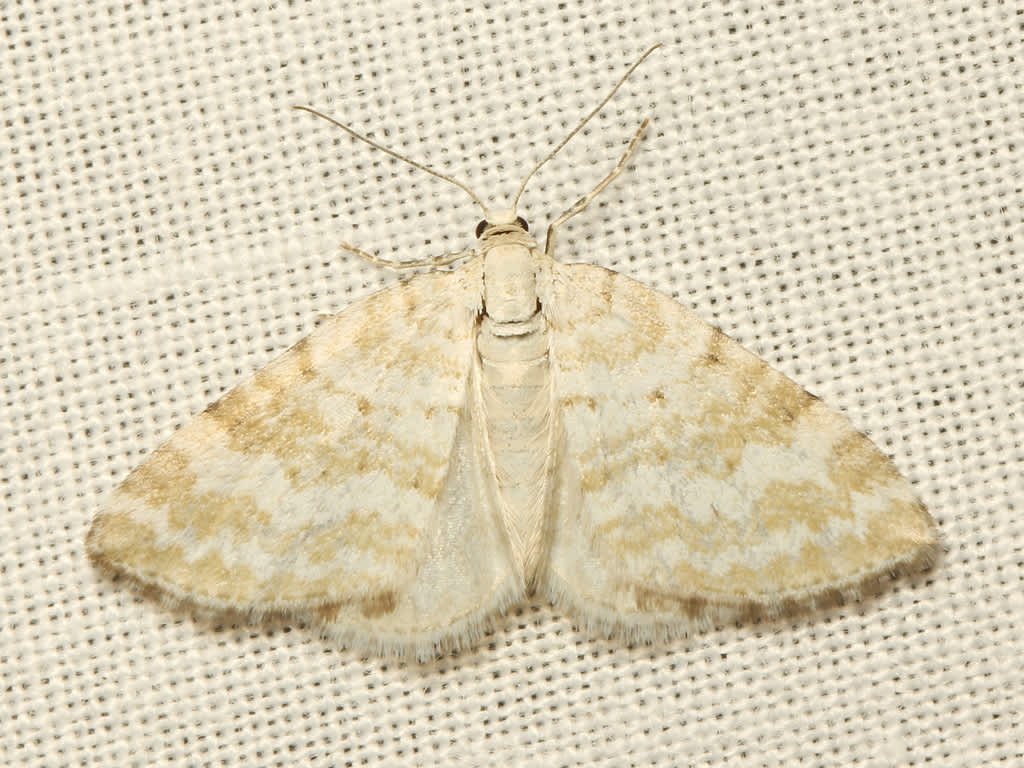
[511,42,661,209]
[293,105,488,213]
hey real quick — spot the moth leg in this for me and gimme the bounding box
[340,242,477,270]
[544,117,650,257]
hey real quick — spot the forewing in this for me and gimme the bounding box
[88,261,519,652]
[543,262,939,638]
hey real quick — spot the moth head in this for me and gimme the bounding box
[476,209,529,239]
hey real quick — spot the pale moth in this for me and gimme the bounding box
[88,46,939,659]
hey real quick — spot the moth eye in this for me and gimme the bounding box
[475,220,489,238]
[516,217,529,231]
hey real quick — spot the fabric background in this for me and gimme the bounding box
[2,1,1020,765]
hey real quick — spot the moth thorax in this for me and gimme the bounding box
[483,243,538,323]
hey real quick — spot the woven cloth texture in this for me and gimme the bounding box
[2,1,1021,766]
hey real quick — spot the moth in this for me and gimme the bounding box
[88,46,939,659]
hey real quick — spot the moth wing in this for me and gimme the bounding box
[542,261,939,640]
[88,261,522,658]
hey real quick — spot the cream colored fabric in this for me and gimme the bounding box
[2,1,1018,765]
